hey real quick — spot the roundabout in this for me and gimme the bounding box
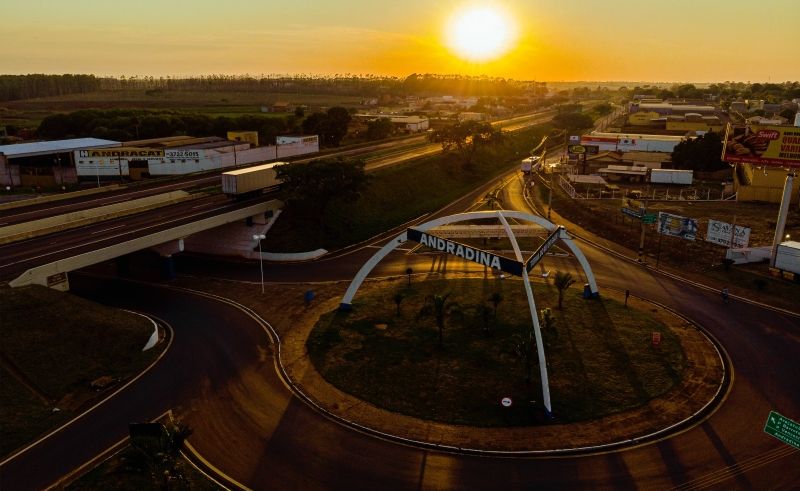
[284,274,729,454]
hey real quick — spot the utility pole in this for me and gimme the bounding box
[637,197,648,263]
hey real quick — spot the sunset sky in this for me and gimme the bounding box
[2,0,799,82]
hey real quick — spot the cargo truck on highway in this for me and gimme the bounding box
[222,162,286,197]
[774,241,800,281]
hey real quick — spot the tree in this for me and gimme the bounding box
[325,106,352,146]
[553,271,575,310]
[551,112,594,133]
[276,158,369,225]
[489,292,503,317]
[302,112,330,145]
[393,292,404,316]
[366,117,394,140]
[422,293,458,348]
[671,132,727,172]
[594,103,613,116]
[301,107,352,147]
[428,121,504,167]
[513,333,533,383]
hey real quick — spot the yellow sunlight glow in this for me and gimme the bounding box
[445,5,517,62]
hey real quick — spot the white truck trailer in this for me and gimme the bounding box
[774,241,800,277]
[222,162,286,196]
[650,169,693,185]
[521,156,541,174]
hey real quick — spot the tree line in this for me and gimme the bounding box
[1,73,542,101]
[0,74,101,102]
[36,109,301,144]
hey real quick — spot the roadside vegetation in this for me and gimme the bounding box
[263,124,553,251]
[308,278,685,426]
[0,285,162,458]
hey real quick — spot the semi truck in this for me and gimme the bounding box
[649,169,693,185]
[774,241,800,280]
[222,162,286,197]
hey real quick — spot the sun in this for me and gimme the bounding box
[445,4,517,62]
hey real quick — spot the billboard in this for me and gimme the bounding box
[568,144,599,155]
[706,219,751,248]
[228,131,259,147]
[78,147,164,158]
[658,212,698,241]
[722,123,800,168]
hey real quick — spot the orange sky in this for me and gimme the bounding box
[2,0,799,82]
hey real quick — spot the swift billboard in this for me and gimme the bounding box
[722,123,800,168]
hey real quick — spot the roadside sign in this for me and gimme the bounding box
[764,411,800,450]
[622,207,643,219]
[642,214,657,224]
[501,397,513,407]
[568,144,586,154]
[584,145,600,155]
[407,228,524,276]
[652,332,661,346]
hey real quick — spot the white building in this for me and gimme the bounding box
[581,132,687,153]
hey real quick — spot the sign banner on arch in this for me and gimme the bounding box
[407,228,523,276]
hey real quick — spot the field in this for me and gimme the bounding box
[1,89,365,129]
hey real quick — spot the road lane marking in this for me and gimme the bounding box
[90,224,126,235]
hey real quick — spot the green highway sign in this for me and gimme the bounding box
[764,411,800,450]
[642,214,657,224]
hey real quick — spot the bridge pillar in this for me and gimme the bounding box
[160,255,176,281]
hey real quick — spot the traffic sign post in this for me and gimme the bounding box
[642,214,657,224]
[764,411,800,450]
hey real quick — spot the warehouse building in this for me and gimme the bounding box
[75,135,319,180]
[0,138,120,187]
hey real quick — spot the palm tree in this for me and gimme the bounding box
[393,292,404,316]
[553,271,575,310]
[425,293,456,348]
[513,333,533,384]
[489,292,503,317]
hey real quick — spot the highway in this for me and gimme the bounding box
[0,108,562,285]
[2,168,798,490]
[0,194,262,282]
[1,108,556,225]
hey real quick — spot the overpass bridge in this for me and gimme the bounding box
[4,198,282,291]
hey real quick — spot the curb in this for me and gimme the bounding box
[166,281,732,458]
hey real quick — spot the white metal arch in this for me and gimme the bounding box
[338,210,600,415]
[340,210,598,309]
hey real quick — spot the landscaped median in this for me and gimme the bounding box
[283,274,726,452]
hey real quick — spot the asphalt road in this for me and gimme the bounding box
[2,168,798,490]
[0,193,282,282]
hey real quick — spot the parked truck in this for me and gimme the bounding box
[521,156,541,174]
[222,162,286,197]
[774,241,800,280]
[649,169,693,185]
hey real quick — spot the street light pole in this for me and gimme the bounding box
[253,234,266,293]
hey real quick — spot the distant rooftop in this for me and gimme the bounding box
[0,138,120,158]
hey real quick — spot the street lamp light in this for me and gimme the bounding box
[253,234,266,293]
